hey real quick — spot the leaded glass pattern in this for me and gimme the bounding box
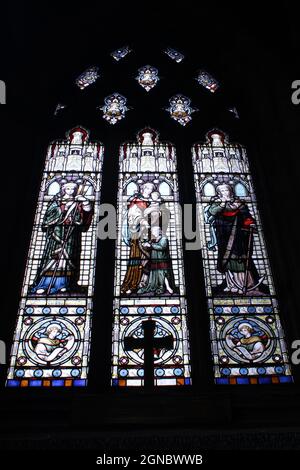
[196,70,219,93]
[136,66,159,92]
[111,45,132,61]
[76,66,100,90]
[166,95,197,126]
[192,130,292,384]
[164,47,184,63]
[7,127,104,388]
[99,93,129,125]
[112,129,192,387]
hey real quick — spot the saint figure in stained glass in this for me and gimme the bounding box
[205,183,269,296]
[139,226,175,295]
[31,321,75,362]
[225,321,270,362]
[30,181,93,295]
[121,185,175,296]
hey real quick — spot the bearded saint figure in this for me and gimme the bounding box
[31,181,93,295]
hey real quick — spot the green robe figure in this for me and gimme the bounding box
[138,226,176,295]
[31,182,93,295]
[205,183,268,295]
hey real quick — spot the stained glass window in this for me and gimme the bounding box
[76,66,100,90]
[164,47,184,63]
[7,127,104,387]
[136,66,159,92]
[111,45,132,61]
[166,94,197,126]
[112,129,191,387]
[196,70,219,93]
[192,130,293,384]
[99,93,129,125]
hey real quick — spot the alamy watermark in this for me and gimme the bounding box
[0,80,6,104]
[291,80,300,105]
[96,202,202,250]
[291,340,300,365]
[0,340,6,364]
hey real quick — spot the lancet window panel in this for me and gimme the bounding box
[7,127,104,388]
[192,130,293,385]
[112,129,192,387]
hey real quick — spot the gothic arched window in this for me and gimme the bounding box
[6,45,294,391]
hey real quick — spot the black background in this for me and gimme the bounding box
[0,1,299,450]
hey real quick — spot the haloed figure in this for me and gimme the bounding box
[32,323,75,363]
[206,184,268,295]
[121,182,155,295]
[31,181,93,295]
[226,322,269,361]
[138,226,176,295]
